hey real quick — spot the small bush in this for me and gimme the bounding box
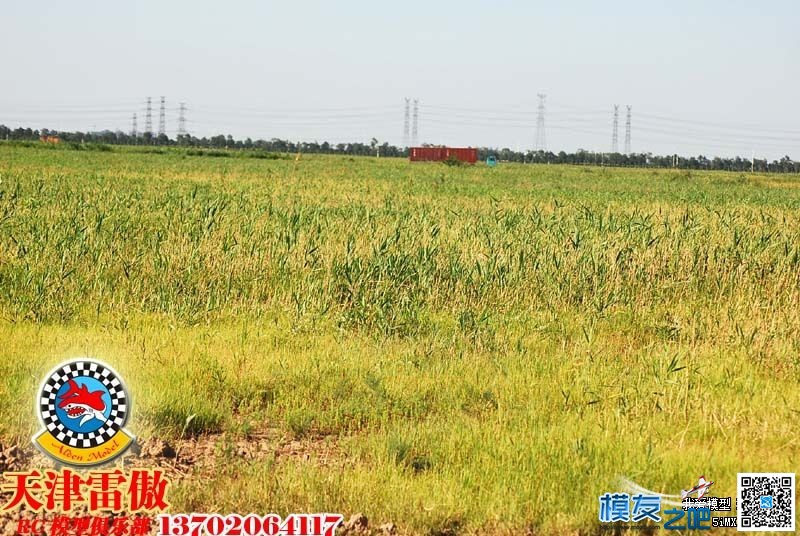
[186,149,231,158]
[84,143,113,152]
[130,146,166,154]
[247,150,284,160]
[442,155,465,167]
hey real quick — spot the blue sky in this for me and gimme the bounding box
[1,0,798,158]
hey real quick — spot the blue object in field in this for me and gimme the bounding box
[486,155,497,167]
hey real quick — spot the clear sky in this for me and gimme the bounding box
[1,0,798,158]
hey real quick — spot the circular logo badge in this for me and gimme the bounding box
[33,359,135,467]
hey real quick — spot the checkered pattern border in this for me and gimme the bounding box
[38,360,128,448]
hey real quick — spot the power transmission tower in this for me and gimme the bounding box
[178,103,187,138]
[158,96,166,137]
[611,105,619,153]
[411,99,419,146]
[624,105,631,154]
[535,93,546,152]
[131,113,137,139]
[403,98,410,147]
[144,97,153,137]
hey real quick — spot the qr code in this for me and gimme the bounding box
[737,473,795,531]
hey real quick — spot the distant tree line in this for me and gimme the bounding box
[1,124,797,173]
[477,148,800,173]
[0,126,404,158]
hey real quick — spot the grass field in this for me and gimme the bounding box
[0,144,798,534]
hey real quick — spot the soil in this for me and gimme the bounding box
[0,432,349,536]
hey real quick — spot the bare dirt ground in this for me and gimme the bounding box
[0,438,573,536]
[0,434,393,536]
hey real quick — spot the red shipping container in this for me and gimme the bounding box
[409,147,478,164]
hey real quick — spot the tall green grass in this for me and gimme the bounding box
[0,145,798,534]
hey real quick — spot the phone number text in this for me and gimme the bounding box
[157,514,344,536]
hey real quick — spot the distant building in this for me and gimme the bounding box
[39,135,61,144]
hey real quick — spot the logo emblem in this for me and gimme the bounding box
[33,359,135,467]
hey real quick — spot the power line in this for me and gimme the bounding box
[429,111,794,144]
[417,113,800,150]
[425,102,609,117]
[624,105,632,155]
[158,96,166,137]
[535,93,546,151]
[422,116,610,136]
[611,105,619,153]
[4,102,143,112]
[635,111,800,135]
[2,97,797,158]
[5,98,798,135]
[632,118,800,143]
[631,122,800,145]
[186,104,396,114]
[187,109,398,121]
[2,109,135,116]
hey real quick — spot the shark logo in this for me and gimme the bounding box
[33,359,135,467]
[58,379,108,427]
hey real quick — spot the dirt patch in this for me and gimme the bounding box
[338,513,402,536]
[129,429,346,479]
[1,428,346,480]
[0,432,347,536]
[0,444,52,474]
